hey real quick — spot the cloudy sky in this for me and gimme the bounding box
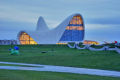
[0,0,120,42]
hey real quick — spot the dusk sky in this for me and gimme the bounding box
[0,0,120,42]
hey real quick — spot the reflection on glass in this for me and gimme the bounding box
[19,33,37,44]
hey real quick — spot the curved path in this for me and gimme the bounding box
[0,62,120,77]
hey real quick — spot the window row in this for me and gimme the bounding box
[62,30,83,36]
[83,41,99,45]
[70,19,83,24]
[60,30,84,41]
[66,26,84,30]
[20,40,37,44]
[19,33,37,44]
[60,36,83,41]
[72,15,82,19]
[70,15,83,24]
[57,43,67,45]
[20,35,34,40]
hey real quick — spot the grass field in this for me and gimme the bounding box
[0,45,120,71]
[0,69,120,80]
[90,45,104,49]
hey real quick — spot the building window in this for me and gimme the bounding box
[59,15,84,41]
[19,33,37,44]
[83,40,99,45]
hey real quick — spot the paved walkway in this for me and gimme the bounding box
[0,62,120,77]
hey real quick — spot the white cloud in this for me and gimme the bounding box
[85,24,120,30]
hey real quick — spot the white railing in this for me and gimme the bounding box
[108,48,116,50]
[76,45,87,49]
[89,46,105,51]
[67,43,75,48]
[115,47,120,54]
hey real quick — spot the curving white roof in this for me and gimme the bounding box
[17,13,85,44]
[36,17,49,32]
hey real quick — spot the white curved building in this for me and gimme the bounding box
[17,13,85,44]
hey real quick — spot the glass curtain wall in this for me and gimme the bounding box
[59,15,84,42]
[19,33,37,44]
[83,40,99,45]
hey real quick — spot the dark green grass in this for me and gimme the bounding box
[0,69,120,80]
[91,46,104,49]
[0,45,120,71]
[117,46,120,49]
[78,45,85,48]
[78,43,85,48]
[68,42,75,46]
[90,45,104,49]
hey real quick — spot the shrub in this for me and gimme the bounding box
[78,42,83,46]
[116,46,120,49]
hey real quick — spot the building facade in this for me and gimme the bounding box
[17,13,85,44]
[0,39,17,45]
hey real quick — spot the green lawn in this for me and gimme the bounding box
[0,45,120,71]
[0,69,120,80]
[91,46,104,49]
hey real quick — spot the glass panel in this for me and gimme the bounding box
[19,33,37,44]
[19,36,23,40]
[23,33,27,34]
[73,16,76,19]
[30,37,34,40]
[70,20,73,24]
[80,20,83,24]
[30,41,34,44]
[73,19,76,24]
[76,19,79,24]
[88,42,91,44]
[83,41,99,45]
[20,41,25,44]
[66,26,69,30]
[59,15,84,42]
[83,41,87,44]
[25,41,29,44]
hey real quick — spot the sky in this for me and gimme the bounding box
[0,0,120,42]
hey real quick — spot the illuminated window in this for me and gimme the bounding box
[19,33,37,44]
[66,26,69,30]
[57,43,67,45]
[59,15,84,42]
[83,40,99,45]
